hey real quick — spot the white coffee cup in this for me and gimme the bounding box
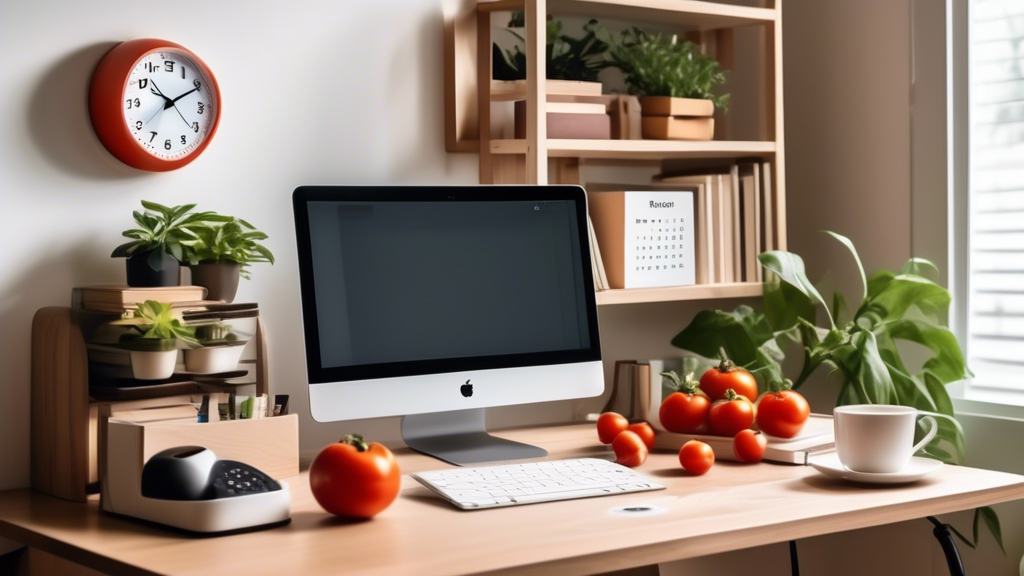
[833,405,938,473]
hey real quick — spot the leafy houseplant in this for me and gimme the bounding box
[181,217,274,302]
[604,27,729,107]
[111,201,224,287]
[669,231,1003,551]
[114,300,198,380]
[492,16,609,82]
[183,322,248,374]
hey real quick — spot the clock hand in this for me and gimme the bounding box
[150,79,195,130]
[170,87,199,103]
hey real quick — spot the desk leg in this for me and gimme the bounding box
[928,516,966,576]
[789,540,800,576]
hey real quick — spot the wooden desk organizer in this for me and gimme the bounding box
[31,306,298,502]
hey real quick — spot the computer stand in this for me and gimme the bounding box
[401,408,548,466]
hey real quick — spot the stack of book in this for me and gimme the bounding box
[655,159,775,284]
[640,97,715,141]
[513,81,611,140]
[75,285,211,313]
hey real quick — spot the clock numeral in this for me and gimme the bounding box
[191,122,199,133]
[150,131,158,143]
[180,135,187,145]
[138,78,148,89]
[193,80,202,92]
[197,102,205,115]
[135,121,143,130]
[125,98,141,109]
[164,61,175,73]
[164,139,172,150]
[180,66,186,79]
[147,62,158,73]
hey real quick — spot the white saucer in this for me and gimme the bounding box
[808,453,943,484]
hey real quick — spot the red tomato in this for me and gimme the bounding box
[597,412,629,444]
[756,390,810,438]
[708,389,756,437]
[627,422,656,450]
[659,392,711,434]
[679,440,715,475]
[733,429,767,463]
[612,430,648,468]
[700,360,759,401]
[309,434,401,518]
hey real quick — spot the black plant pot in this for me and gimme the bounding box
[190,262,241,302]
[125,249,180,287]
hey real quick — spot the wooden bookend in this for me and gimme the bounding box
[31,308,90,502]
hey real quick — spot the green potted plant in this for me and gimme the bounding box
[113,300,198,380]
[182,217,274,302]
[111,201,223,287]
[604,28,729,140]
[183,321,249,374]
[493,16,610,83]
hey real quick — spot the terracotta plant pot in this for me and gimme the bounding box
[129,350,178,380]
[638,96,714,118]
[184,344,246,374]
[639,96,716,141]
[190,262,241,303]
[125,249,180,287]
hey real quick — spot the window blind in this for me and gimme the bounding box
[968,0,1024,389]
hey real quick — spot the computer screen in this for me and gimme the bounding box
[293,187,602,388]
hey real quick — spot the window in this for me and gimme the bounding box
[965,0,1024,397]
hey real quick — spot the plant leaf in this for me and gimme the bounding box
[859,274,950,325]
[978,506,1006,555]
[759,251,834,327]
[762,271,816,333]
[822,230,867,302]
[901,257,941,280]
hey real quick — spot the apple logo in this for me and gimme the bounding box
[461,379,473,397]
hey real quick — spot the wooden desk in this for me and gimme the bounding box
[3,423,1024,576]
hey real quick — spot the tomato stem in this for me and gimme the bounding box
[342,433,369,452]
[717,347,736,373]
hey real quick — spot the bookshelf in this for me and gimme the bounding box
[444,0,785,304]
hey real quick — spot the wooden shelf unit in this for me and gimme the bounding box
[595,282,762,305]
[445,0,785,303]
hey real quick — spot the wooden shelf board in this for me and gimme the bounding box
[490,139,776,160]
[478,0,776,30]
[595,282,762,305]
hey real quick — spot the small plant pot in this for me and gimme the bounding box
[190,263,242,303]
[129,350,178,380]
[638,96,714,118]
[184,345,246,374]
[126,249,180,288]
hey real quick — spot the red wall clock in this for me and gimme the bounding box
[89,39,221,172]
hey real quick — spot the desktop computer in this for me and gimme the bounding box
[292,185,605,465]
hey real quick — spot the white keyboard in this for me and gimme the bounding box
[410,458,666,510]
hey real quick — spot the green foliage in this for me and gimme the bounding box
[114,300,198,351]
[111,200,228,262]
[180,217,274,279]
[669,230,1001,550]
[492,17,610,82]
[193,321,244,346]
[603,27,729,108]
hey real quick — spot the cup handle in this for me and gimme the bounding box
[911,415,938,455]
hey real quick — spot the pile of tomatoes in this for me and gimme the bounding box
[598,359,810,476]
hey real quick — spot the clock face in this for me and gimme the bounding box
[122,50,218,160]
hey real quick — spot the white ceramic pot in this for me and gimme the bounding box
[184,345,246,374]
[129,350,178,380]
